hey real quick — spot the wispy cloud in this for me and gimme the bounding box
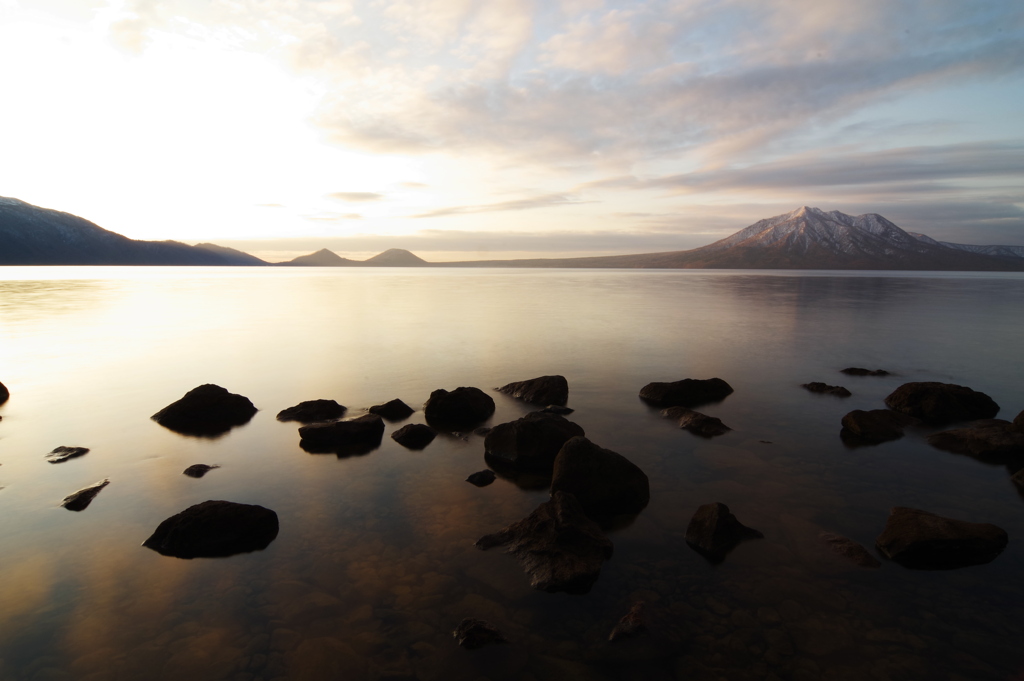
[412,193,592,218]
[327,191,385,202]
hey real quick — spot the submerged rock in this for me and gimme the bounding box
[484,411,585,471]
[639,378,733,408]
[841,367,890,376]
[0,380,8,404]
[550,436,650,518]
[840,409,918,445]
[475,490,613,594]
[152,384,258,437]
[391,423,437,450]
[453,618,507,649]
[875,507,1008,569]
[423,387,495,430]
[466,470,496,487]
[819,532,881,568]
[276,399,346,423]
[61,479,110,511]
[46,446,90,464]
[801,382,852,397]
[368,398,415,421]
[299,414,385,455]
[183,464,220,478]
[540,405,574,415]
[143,500,279,559]
[608,602,647,642]
[661,406,731,438]
[884,382,999,424]
[497,375,569,406]
[927,420,1024,463]
[685,502,763,561]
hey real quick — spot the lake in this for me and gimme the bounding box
[1,266,1023,681]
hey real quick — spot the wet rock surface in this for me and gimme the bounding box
[453,618,508,649]
[1015,409,1024,430]
[423,387,495,430]
[496,375,569,406]
[466,470,496,487]
[841,367,890,376]
[550,436,650,518]
[875,507,1008,569]
[183,464,220,478]
[61,479,110,511]
[639,377,734,408]
[819,532,881,568]
[299,413,385,455]
[391,423,437,450]
[368,398,415,421]
[884,382,1000,424]
[475,491,613,594]
[0,379,8,404]
[927,419,1024,463]
[46,446,90,463]
[484,411,585,470]
[840,409,918,445]
[143,500,280,559]
[685,502,764,562]
[540,404,574,415]
[608,602,647,641]
[661,406,731,437]
[801,382,851,397]
[276,399,346,423]
[152,384,258,436]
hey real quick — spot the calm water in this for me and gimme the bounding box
[1,267,1023,681]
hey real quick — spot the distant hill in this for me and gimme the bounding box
[363,248,429,267]
[0,197,267,265]
[282,248,359,267]
[279,247,429,267]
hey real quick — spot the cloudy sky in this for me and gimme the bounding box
[1,0,1022,261]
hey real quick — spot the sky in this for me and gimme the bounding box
[1,0,1022,262]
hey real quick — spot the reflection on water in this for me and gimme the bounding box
[0,267,1023,680]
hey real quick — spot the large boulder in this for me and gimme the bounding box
[884,382,999,424]
[484,411,585,470]
[152,384,258,437]
[143,500,279,558]
[685,502,763,561]
[391,423,437,450]
[276,399,345,423]
[801,382,851,397]
[475,490,613,594]
[927,420,1024,464]
[639,378,733,408]
[497,375,569,406]
[61,479,110,511]
[661,407,731,438]
[840,409,918,445]
[299,414,385,455]
[819,532,881,568]
[550,437,649,518]
[0,380,8,404]
[423,387,495,430]
[875,507,1008,569]
[368,398,414,421]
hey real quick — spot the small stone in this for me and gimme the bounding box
[391,423,437,450]
[46,446,90,464]
[639,377,734,408]
[685,502,763,561]
[661,407,731,437]
[423,387,495,430]
[484,411,585,471]
[61,479,110,511]
[276,399,345,423]
[453,618,507,649]
[840,367,889,376]
[183,464,220,478]
[143,500,279,559]
[368,399,415,421]
[840,409,918,445]
[608,602,646,641]
[819,532,881,568]
[466,470,496,487]
[884,382,999,424]
[540,405,574,415]
[299,414,385,455]
[801,382,851,397]
[497,375,569,406]
[0,379,8,404]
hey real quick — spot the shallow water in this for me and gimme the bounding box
[1,266,1023,681]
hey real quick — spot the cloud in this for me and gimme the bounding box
[303,212,363,221]
[327,191,384,202]
[412,193,592,218]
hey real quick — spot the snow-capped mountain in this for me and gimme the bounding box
[907,232,1024,259]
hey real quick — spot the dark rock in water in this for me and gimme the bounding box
[473,426,492,436]
[276,399,345,423]
[183,464,220,478]
[609,602,647,641]
[497,375,569,406]
[368,398,414,421]
[927,420,1024,463]
[661,407,731,438]
[61,479,110,511]
[391,423,437,450]
[1014,409,1024,431]
[884,382,999,424]
[841,367,890,376]
[550,436,649,518]
[801,382,852,397]
[840,409,918,445]
[475,490,613,594]
[453,618,507,649]
[0,380,8,404]
[423,387,495,430]
[685,502,763,562]
[152,384,258,437]
[639,377,733,408]
[819,532,881,568]
[299,414,385,455]
[46,446,90,464]
[540,404,574,415]
[466,470,496,487]
[875,506,1008,569]
[1012,468,1024,490]
[143,500,279,559]
[484,412,585,471]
